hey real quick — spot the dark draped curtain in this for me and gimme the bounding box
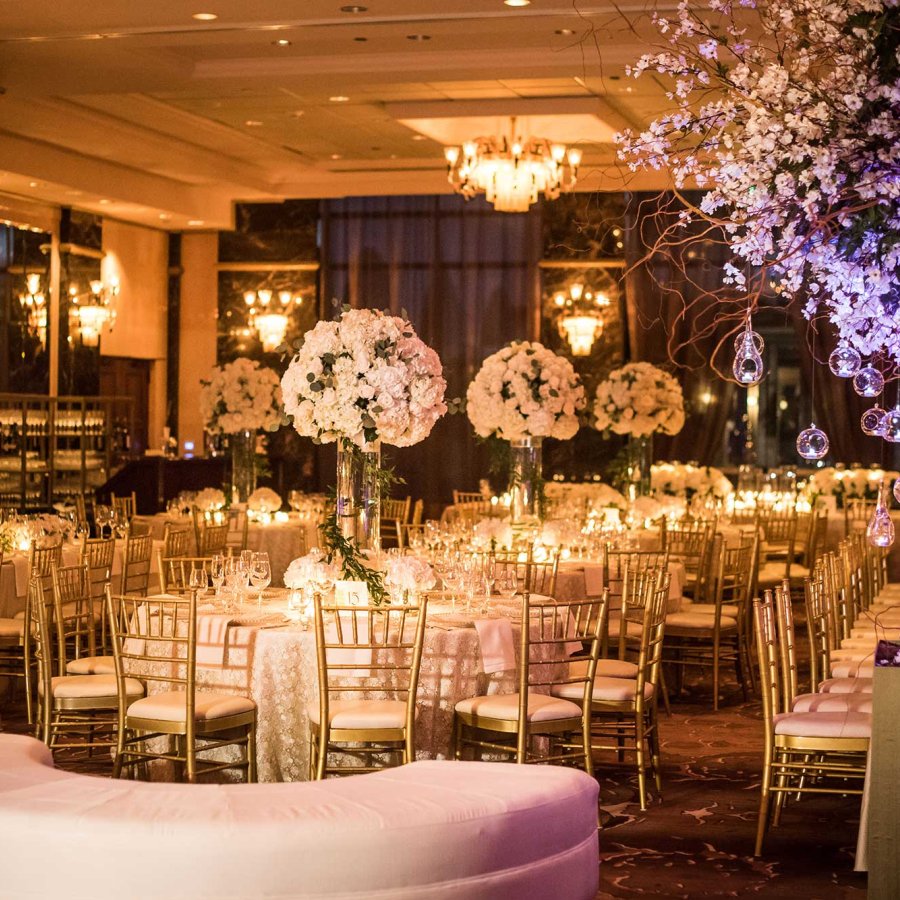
[321,195,542,516]
[624,193,737,465]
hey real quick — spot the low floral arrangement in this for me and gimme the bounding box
[630,496,665,523]
[807,466,900,501]
[545,481,628,513]
[281,307,447,449]
[283,549,338,590]
[593,363,685,438]
[0,521,17,554]
[199,358,283,435]
[651,463,733,500]
[471,518,515,550]
[194,488,226,512]
[384,555,436,598]
[248,487,282,514]
[466,341,585,442]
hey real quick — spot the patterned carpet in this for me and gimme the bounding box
[1,677,868,899]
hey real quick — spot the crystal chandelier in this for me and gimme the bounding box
[553,282,610,356]
[19,272,48,347]
[69,276,119,347]
[444,117,581,213]
[244,289,303,352]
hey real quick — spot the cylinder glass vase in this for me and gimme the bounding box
[509,436,543,525]
[230,429,257,505]
[626,434,653,500]
[336,439,381,553]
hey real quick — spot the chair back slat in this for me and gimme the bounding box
[52,563,96,668]
[120,533,153,596]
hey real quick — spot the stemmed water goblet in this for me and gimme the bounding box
[250,552,271,608]
[189,565,208,598]
[209,554,226,609]
[94,504,111,539]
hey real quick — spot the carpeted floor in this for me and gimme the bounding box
[1,675,869,899]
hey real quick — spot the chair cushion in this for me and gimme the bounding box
[773,710,871,739]
[66,655,116,676]
[831,660,875,679]
[455,692,582,723]
[552,676,654,703]
[818,677,873,695]
[757,562,789,585]
[606,617,642,640]
[42,674,144,700]
[594,658,639,679]
[305,699,407,730]
[681,602,740,617]
[0,618,24,640]
[791,692,872,714]
[665,611,738,629]
[127,690,255,722]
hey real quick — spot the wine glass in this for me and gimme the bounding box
[250,552,271,608]
[209,554,226,608]
[94,504,111,539]
[496,571,517,603]
[189,565,208,598]
[224,556,243,611]
[482,555,496,597]
[74,518,90,544]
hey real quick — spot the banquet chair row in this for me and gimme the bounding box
[753,585,870,856]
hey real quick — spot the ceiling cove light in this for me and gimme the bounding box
[504,0,531,6]
[192,12,218,21]
[329,95,350,102]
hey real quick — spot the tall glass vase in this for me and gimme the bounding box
[230,429,257,505]
[625,434,653,500]
[336,439,381,553]
[509,436,543,526]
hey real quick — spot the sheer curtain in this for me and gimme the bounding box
[322,196,542,514]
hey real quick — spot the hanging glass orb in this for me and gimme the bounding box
[733,334,764,386]
[796,423,829,460]
[883,407,900,443]
[867,483,895,548]
[828,344,862,378]
[861,405,887,437]
[732,329,764,353]
[893,477,900,505]
[852,365,884,398]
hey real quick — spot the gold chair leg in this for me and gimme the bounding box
[315,726,328,780]
[581,713,594,776]
[247,723,258,783]
[635,714,648,811]
[648,708,663,793]
[450,715,462,761]
[754,758,773,857]
[712,636,721,711]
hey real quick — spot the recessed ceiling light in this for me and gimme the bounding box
[504,0,530,6]
[329,95,350,102]
[290,110,305,118]
[272,38,291,46]
[340,4,367,11]
[192,12,218,20]
[555,28,574,35]
[188,219,205,226]
[407,34,431,41]
[353,36,368,42]
[98,198,110,205]
[330,153,343,160]
[411,134,426,141]
[28,181,39,187]
[159,213,172,221]
[244,119,263,126]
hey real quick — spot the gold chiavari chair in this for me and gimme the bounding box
[111,491,137,522]
[492,547,560,597]
[440,501,498,526]
[565,570,669,810]
[163,524,193,559]
[0,546,29,713]
[197,521,229,556]
[663,537,757,710]
[128,519,152,537]
[381,496,412,549]
[80,535,115,650]
[119,532,153,596]
[452,591,608,773]
[55,560,117,677]
[757,509,799,587]
[662,520,714,603]
[107,589,257,782]
[157,555,213,595]
[398,522,427,551]
[308,596,428,779]
[225,506,250,553]
[844,497,869,537]
[411,498,424,525]
[452,490,484,505]
[752,592,869,857]
[74,493,91,531]
[32,578,144,760]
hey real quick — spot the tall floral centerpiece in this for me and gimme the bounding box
[199,358,283,504]
[593,363,685,498]
[281,307,446,600]
[467,341,585,524]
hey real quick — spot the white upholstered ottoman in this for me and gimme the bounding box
[0,735,599,899]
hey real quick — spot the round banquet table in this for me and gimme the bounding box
[146,593,544,783]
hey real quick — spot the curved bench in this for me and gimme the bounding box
[0,735,599,899]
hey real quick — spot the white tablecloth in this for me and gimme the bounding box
[556,558,687,613]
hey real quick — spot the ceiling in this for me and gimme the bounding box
[0,1,679,231]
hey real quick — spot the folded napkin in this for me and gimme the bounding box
[474,616,516,674]
[196,613,233,667]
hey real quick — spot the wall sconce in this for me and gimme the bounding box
[69,274,119,347]
[19,272,48,347]
[244,288,303,351]
[553,282,610,356]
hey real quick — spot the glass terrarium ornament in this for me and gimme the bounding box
[867,481,895,549]
[861,405,887,437]
[796,423,829,460]
[852,365,884,398]
[732,319,764,386]
[893,476,900,505]
[828,344,862,378]
[882,406,900,443]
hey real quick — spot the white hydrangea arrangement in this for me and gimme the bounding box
[247,487,282,514]
[807,466,899,500]
[651,463,733,500]
[545,481,628,514]
[384,556,436,596]
[280,308,447,448]
[466,341,585,442]
[199,358,283,435]
[0,521,17,554]
[471,518,515,550]
[593,363,685,438]
[283,549,338,589]
[194,488,226,512]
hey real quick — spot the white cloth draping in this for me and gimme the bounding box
[473,617,516,674]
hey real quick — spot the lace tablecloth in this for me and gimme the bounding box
[556,559,686,613]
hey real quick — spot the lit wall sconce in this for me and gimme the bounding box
[553,282,610,356]
[69,275,119,347]
[244,288,303,351]
[19,272,48,347]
